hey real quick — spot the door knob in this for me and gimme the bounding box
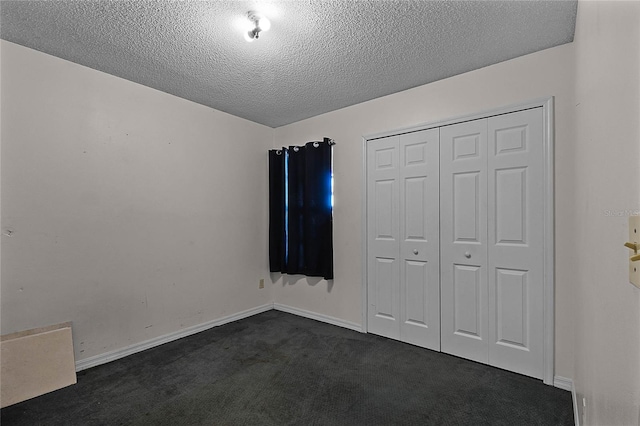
[413,249,419,255]
[631,253,640,262]
[464,252,471,258]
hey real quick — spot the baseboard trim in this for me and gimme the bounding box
[75,303,361,372]
[273,303,363,332]
[554,376,579,426]
[572,380,580,426]
[75,303,273,372]
[553,375,573,391]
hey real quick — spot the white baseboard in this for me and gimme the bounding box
[553,375,573,391]
[572,381,580,426]
[273,303,363,333]
[554,376,579,426]
[75,303,273,372]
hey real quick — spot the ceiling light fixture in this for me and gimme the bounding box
[244,11,270,42]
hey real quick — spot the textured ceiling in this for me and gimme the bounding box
[1,1,577,128]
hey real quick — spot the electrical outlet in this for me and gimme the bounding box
[630,216,640,288]
[259,279,265,289]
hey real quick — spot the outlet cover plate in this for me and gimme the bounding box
[630,216,640,288]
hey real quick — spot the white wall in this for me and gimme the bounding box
[0,41,273,362]
[572,2,640,425]
[0,39,3,334]
[272,42,577,379]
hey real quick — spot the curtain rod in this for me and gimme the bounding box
[270,138,336,155]
[306,138,336,146]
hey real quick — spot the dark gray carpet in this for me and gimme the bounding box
[1,310,573,425]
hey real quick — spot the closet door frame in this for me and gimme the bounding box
[361,97,555,386]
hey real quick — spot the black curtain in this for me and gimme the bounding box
[269,138,333,280]
[268,149,286,273]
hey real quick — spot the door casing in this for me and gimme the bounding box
[361,97,555,385]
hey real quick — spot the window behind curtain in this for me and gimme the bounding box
[268,139,333,280]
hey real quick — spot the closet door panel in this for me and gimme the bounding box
[367,136,401,340]
[452,264,482,338]
[440,120,489,364]
[488,108,545,379]
[399,129,440,350]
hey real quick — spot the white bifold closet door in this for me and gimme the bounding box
[439,119,490,364]
[440,108,545,379]
[366,128,441,351]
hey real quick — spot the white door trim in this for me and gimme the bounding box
[361,97,555,385]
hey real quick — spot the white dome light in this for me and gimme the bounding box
[244,11,270,41]
[257,16,270,32]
